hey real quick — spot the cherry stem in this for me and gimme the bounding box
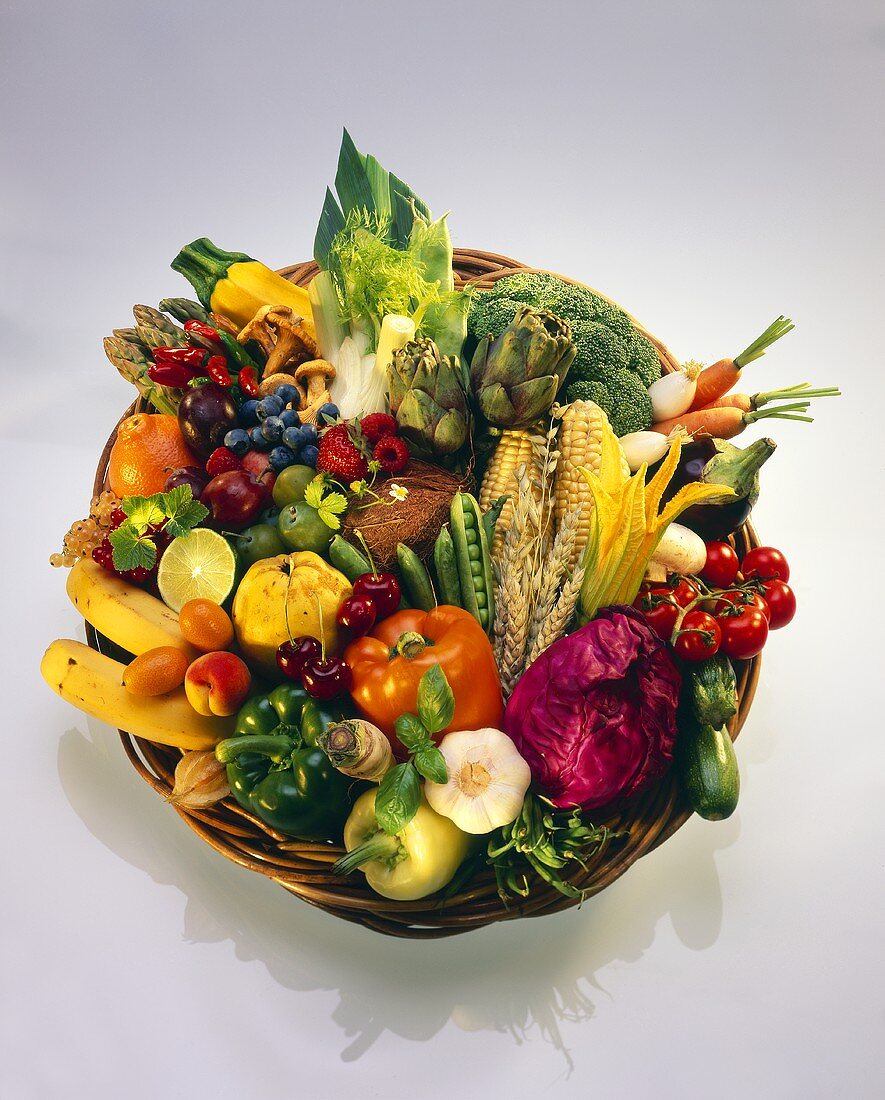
[354,528,378,579]
[313,593,327,663]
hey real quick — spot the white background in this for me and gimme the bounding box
[3,1,883,1096]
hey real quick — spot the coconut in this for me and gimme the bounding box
[341,461,472,569]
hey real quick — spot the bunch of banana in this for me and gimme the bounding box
[43,559,232,750]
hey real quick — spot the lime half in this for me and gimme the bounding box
[157,529,238,612]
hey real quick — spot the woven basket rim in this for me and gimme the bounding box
[90,248,760,938]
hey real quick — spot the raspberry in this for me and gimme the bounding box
[359,413,398,445]
[316,430,369,480]
[373,435,410,474]
[205,447,243,478]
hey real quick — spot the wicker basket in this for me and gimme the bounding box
[88,249,760,938]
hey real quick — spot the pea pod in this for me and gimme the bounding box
[328,535,373,582]
[482,494,509,549]
[396,543,436,611]
[449,492,494,634]
[433,526,463,607]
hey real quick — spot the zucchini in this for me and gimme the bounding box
[676,722,740,820]
[686,655,738,728]
[396,543,436,611]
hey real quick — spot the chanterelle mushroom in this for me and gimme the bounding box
[237,305,319,378]
[294,359,337,424]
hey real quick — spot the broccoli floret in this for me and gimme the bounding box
[569,319,629,382]
[604,369,653,436]
[564,370,653,437]
[627,332,662,388]
[565,379,610,406]
[483,271,565,304]
[468,295,526,342]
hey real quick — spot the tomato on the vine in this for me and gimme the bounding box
[741,546,790,583]
[759,579,796,629]
[633,586,681,640]
[673,610,721,661]
[719,606,769,660]
[671,576,704,608]
[714,589,770,621]
[701,542,740,588]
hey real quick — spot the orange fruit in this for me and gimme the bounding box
[108,414,199,498]
[178,598,235,653]
[123,647,189,696]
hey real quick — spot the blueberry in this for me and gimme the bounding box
[256,394,284,421]
[223,427,252,456]
[238,399,260,427]
[300,423,318,445]
[269,445,297,472]
[300,444,319,467]
[274,384,299,407]
[260,415,284,443]
[249,425,272,452]
[282,425,306,451]
[280,408,301,429]
[317,403,340,424]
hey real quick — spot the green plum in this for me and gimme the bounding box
[278,502,333,555]
[272,465,317,510]
[238,523,286,568]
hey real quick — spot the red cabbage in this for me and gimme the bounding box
[504,605,681,810]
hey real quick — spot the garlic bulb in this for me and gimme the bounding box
[424,728,531,834]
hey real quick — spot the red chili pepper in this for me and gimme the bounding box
[238,365,260,397]
[152,345,208,368]
[184,319,224,347]
[206,354,232,387]
[147,362,199,388]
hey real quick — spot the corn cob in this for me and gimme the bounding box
[554,400,629,570]
[479,425,546,559]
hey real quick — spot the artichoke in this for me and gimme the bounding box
[387,338,469,457]
[470,306,576,427]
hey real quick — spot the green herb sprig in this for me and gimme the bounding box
[109,485,208,572]
[374,665,452,835]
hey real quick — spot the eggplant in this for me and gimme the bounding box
[648,437,776,540]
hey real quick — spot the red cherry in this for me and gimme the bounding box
[276,636,322,681]
[336,594,377,636]
[352,571,401,618]
[302,656,353,700]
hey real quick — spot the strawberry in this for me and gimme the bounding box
[317,428,369,480]
[205,447,244,478]
[373,435,410,475]
[359,413,398,445]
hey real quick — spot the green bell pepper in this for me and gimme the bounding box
[215,683,359,840]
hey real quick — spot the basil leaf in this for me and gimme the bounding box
[414,747,447,786]
[375,762,421,836]
[416,664,454,735]
[394,713,429,754]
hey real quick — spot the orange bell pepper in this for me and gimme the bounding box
[344,606,504,751]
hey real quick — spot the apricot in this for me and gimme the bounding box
[184,652,252,717]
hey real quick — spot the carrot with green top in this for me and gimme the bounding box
[650,400,815,440]
[688,316,795,411]
[698,382,841,414]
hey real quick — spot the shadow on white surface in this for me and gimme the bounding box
[57,719,740,1068]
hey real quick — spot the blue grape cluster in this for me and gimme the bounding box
[223,385,339,472]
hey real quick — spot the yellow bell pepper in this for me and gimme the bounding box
[335,789,471,900]
[171,237,315,335]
